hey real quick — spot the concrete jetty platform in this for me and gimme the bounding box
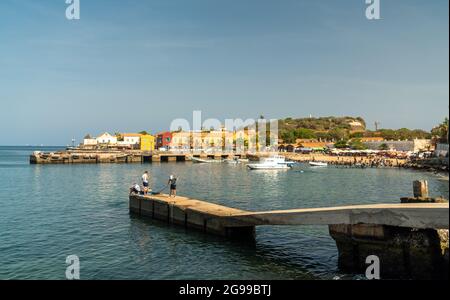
[129,193,449,279]
[129,194,256,237]
[130,194,448,232]
[30,150,243,164]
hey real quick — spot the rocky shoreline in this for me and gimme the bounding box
[281,153,449,174]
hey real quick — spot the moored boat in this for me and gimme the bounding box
[191,157,224,163]
[247,156,293,170]
[309,161,328,167]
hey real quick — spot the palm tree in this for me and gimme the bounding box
[432,118,449,143]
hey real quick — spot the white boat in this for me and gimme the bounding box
[309,161,328,167]
[191,157,223,163]
[247,156,293,170]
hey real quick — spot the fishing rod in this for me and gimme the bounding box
[147,173,178,195]
[151,184,169,195]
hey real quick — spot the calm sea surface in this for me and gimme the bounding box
[0,146,448,280]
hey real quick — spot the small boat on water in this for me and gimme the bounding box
[191,157,224,163]
[247,156,294,170]
[309,161,328,167]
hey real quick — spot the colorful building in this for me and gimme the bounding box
[122,133,142,146]
[170,131,192,149]
[140,135,155,151]
[363,139,433,152]
[200,130,228,149]
[96,132,117,145]
[156,132,172,149]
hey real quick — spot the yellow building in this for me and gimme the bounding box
[171,131,192,149]
[140,135,155,151]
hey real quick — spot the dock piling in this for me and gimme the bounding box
[413,180,429,198]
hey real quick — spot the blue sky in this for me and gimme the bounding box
[0,0,448,145]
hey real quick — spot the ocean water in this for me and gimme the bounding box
[0,146,448,280]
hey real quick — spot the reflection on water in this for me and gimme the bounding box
[0,147,448,279]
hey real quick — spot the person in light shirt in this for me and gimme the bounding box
[142,171,150,195]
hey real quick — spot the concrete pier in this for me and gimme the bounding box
[30,150,241,164]
[129,192,448,279]
[129,194,256,238]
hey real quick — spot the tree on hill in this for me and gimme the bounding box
[377,128,431,141]
[277,116,433,143]
[278,116,365,142]
[139,131,149,135]
[295,128,317,139]
[349,139,367,150]
[350,132,364,139]
[334,140,349,149]
[328,128,349,142]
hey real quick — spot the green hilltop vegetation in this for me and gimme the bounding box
[278,116,432,144]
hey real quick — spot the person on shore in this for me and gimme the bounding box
[168,175,177,198]
[130,183,141,195]
[142,171,150,195]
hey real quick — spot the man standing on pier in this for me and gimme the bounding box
[168,175,177,198]
[142,171,150,195]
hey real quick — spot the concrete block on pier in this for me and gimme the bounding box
[152,200,170,221]
[129,196,140,214]
[140,199,154,217]
[413,180,429,198]
[129,194,256,238]
[329,224,448,279]
[184,209,208,231]
[170,205,187,226]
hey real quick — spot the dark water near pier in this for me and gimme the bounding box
[0,146,448,279]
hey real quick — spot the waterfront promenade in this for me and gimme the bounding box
[29,149,241,164]
[29,149,448,173]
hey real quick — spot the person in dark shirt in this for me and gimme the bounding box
[168,175,177,198]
